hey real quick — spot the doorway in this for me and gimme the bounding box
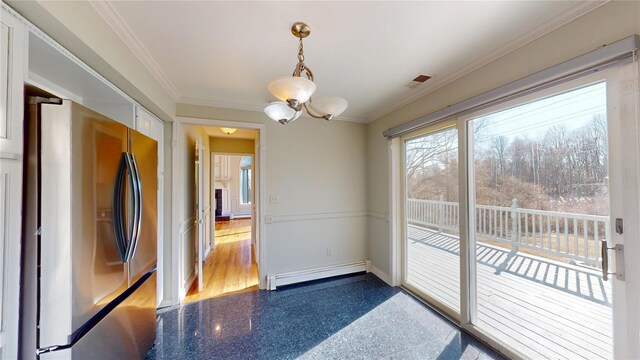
[184,153,259,302]
[171,120,264,305]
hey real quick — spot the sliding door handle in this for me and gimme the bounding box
[601,240,609,281]
[601,240,625,281]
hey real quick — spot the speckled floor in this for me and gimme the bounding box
[145,273,505,360]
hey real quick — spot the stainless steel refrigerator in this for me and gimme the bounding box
[21,98,158,359]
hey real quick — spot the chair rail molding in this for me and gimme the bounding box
[265,210,368,224]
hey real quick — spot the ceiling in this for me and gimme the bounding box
[91,1,604,123]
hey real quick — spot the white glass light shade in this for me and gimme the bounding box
[309,97,348,117]
[268,76,316,104]
[264,101,302,122]
[220,127,237,135]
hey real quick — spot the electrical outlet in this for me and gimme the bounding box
[326,248,332,256]
[270,195,280,204]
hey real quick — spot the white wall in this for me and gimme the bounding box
[265,119,367,275]
[178,124,211,295]
[177,106,368,282]
[365,1,640,278]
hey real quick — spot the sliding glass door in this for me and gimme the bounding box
[400,65,636,358]
[467,81,615,359]
[403,123,460,317]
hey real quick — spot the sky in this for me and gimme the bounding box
[472,81,607,148]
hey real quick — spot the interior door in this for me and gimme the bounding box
[195,138,204,292]
[209,148,216,252]
[252,137,259,263]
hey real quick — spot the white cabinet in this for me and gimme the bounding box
[0,6,26,360]
[1,6,26,156]
[135,106,165,307]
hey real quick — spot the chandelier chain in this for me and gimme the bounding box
[297,38,305,62]
[292,37,314,81]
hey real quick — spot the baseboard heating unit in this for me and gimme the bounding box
[267,260,371,290]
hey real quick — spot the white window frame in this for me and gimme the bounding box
[239,163,252,205]
[393,64,639,359]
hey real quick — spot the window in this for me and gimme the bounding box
[240,156,252,204]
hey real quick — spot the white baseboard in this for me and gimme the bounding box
[157,298,174,309]
[267,259,371,290]
[370,265,392,286]
[179,270,196,300]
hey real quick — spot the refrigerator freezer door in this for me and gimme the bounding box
[127,129,158,285]
[40,271,157,360]
[39,100,129,348]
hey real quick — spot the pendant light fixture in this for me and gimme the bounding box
[220,127,237,135]
[265,22,348,125]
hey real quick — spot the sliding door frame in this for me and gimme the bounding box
[394,64,637,359]
[398,120,462,323]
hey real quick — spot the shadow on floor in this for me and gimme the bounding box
[146,273,504,360]
[408,226,610,305]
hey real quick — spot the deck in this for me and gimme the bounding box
[406,225,612,359]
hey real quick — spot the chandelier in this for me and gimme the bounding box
[264,22,348,125]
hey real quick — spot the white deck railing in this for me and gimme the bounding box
[407,197,609,268]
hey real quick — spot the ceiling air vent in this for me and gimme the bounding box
[405,74,431,89]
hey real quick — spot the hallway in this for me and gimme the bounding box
[184,219,259,303]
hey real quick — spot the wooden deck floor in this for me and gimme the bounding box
[406,225,612,360]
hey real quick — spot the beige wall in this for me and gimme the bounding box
[178,106,368,278]
[365,1,640,276]
[210,137,255,154]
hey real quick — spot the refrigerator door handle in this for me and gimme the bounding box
[112,153,129,262]
[127,153,143,261]
[122,153,138,262]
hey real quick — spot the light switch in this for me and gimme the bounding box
[270,195,280,204]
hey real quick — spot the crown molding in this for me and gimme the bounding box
[178,96,267,113]
[89,1,181,102]
[178,96,368,123]
[363,0,609,122]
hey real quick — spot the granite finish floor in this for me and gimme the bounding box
[145,273,505,360]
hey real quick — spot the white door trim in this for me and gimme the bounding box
[170,117,267,305]
[196,137,204,292]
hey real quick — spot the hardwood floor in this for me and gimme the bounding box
[183,219,259,303]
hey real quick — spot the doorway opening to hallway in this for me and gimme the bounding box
[182,128,260,303]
